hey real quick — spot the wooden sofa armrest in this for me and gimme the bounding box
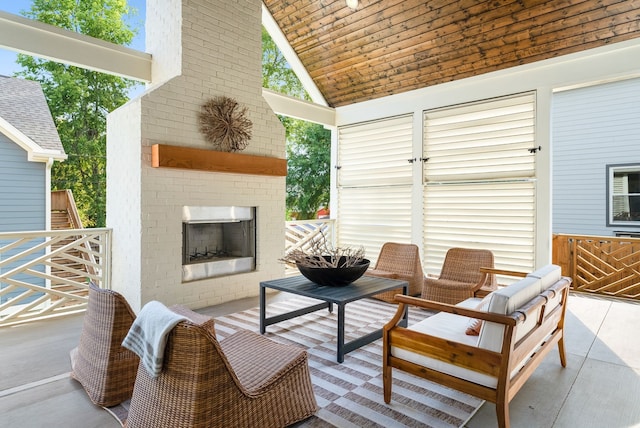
[387,295,519,328]
[479,267,528,278]
[470,270,492,294]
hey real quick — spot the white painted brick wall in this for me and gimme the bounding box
[106,98,144,310]
[146,0,182,83]
[107,0,286,311]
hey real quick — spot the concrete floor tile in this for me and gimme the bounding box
[553,358,640,428]
[465,353,583,428]
[0,313,84,391]
[0,377,119,428]
[587,299,640,369]
[563,294,610,358]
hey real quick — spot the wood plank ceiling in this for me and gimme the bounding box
[263,0,640,107]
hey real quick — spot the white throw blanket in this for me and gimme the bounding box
[122,301,186,377]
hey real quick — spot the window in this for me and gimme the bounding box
[608,164,640,225]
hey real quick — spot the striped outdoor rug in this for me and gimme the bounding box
[213,297,484,428]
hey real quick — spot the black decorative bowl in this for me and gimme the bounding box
[297,256,370,287]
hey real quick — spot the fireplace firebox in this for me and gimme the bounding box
[182,206,256,282]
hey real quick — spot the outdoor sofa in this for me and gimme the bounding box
[382,264,571,428]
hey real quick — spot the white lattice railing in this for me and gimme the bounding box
[0,228,111,327]
[0,222,330,326]
[284,219,336,275]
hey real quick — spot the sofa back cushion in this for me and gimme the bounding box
[478,276,541,351]
[477,264,562,352]
[527,264,561,289]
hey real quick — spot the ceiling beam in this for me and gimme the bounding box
[0,9,333,124]
[0,11,151,82]
[263,88,335,126]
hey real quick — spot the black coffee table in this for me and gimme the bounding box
[259,275,408,363]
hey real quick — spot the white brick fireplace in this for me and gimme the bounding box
[106,0,286,311]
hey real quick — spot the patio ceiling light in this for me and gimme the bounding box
[346,0,358,10]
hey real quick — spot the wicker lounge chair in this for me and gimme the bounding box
[366,242,424,303]
[421,247,496,305]
[125,305,318,428]
[70,282,139,407]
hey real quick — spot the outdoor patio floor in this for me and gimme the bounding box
[1,291,639,427]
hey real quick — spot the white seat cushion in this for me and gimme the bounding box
[456,297,483,309]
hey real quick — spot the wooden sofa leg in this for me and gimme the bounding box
[496,398,510,428]
[383,365,392,404]
[558,336,567,367]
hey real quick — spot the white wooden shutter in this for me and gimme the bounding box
[338,115,413,187]
[337,186,413,264]
[424,93,536,183]
[423,93,537,278]
[336,115,413,264]
[423,181,536,275]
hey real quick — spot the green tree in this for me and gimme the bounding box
[262,28,307,100]
[283,118,331,219]
[16,0,138,227]
[262,29,331,220]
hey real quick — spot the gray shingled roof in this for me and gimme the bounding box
[0,75,64,154]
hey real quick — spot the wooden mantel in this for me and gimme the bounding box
[151,144,287,177]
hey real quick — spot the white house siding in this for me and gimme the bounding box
[552,77,640,236]
[0,135,45,232]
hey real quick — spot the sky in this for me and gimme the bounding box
[0,0,147,78]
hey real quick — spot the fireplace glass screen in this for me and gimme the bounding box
[182,206,255,282]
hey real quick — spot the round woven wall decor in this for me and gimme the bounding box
[198,96,252,152]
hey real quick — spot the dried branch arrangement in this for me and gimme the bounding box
[198,96,252,152]
[280,232,365,268]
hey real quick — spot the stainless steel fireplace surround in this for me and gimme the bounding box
[182,206,256,282]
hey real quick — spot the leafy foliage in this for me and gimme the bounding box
[262,28,308,101]
[12,10,327,224]
[262,29,331,220]
[283,118,331,220]
[16,0,138,227]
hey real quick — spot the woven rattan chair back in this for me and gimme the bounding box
[70,282,138,407]
[367,242,424,303]
[125,305,317,428]
[422,247,496,305]
[440,248,494,283]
